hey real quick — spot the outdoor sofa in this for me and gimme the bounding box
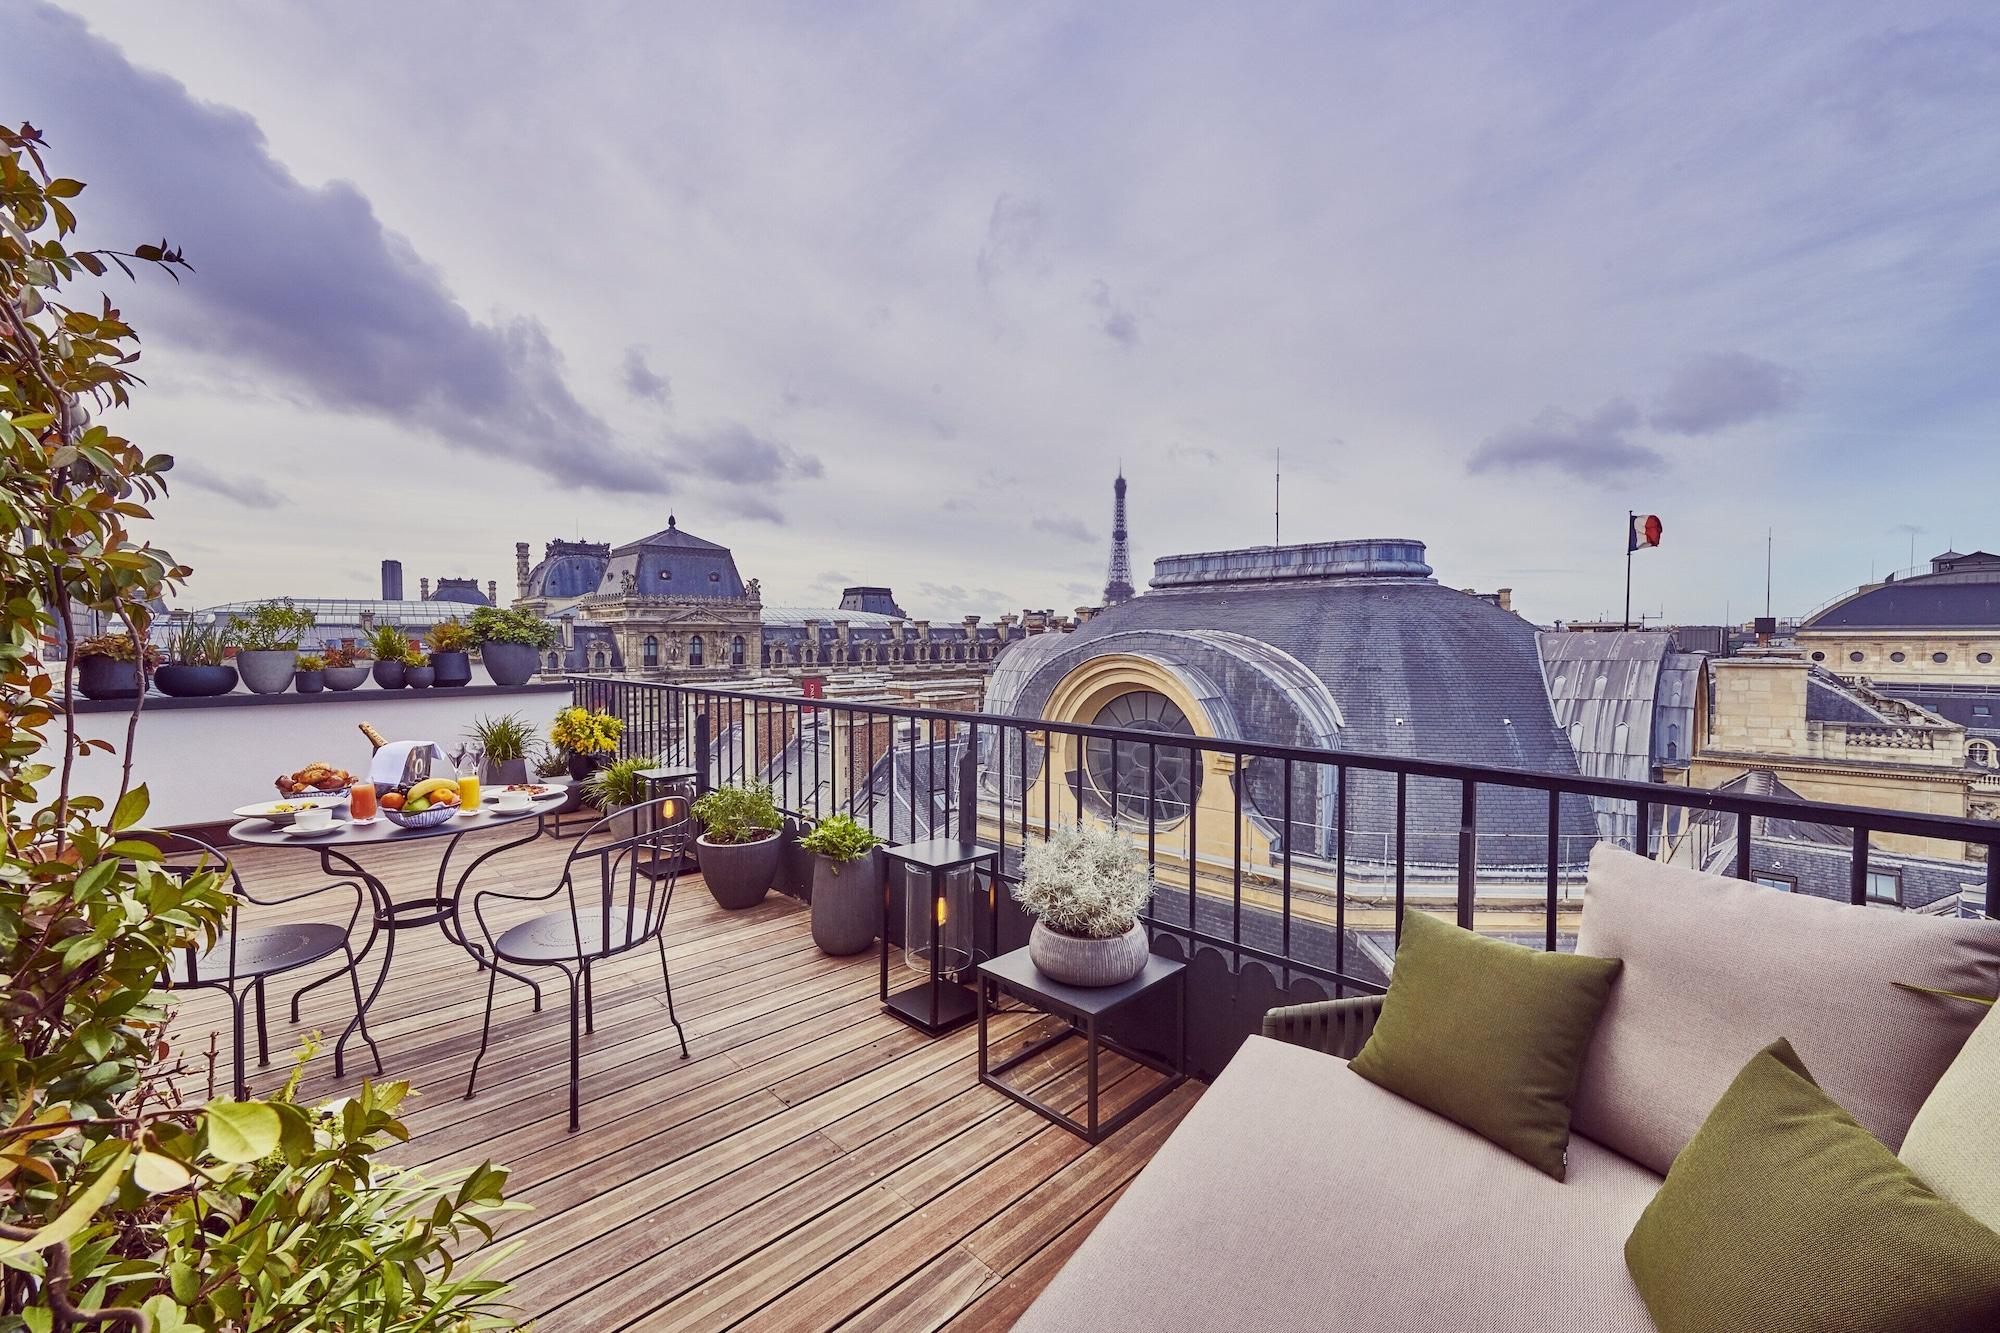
[1016,845,2000,1331]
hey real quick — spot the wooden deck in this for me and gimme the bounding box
[169,828,1200,1332]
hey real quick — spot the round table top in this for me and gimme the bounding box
[228,789,568,849]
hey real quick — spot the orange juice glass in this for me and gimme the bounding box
[457,772,481,812]
[349,782,378,821]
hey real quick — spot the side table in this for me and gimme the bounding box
[978,947,1186,1143]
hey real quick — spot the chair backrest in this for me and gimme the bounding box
[154,832,246,989]
[552,794,689,960]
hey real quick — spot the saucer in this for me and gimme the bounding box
[284,823,342,838]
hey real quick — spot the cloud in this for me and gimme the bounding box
[622,347,671,405]
[977,193,1044,286]
[676,423,823,485]
[172,459,287,508]
[1166,443,1221,466]
[1467,398,1663,480]
[915,582,1011,608]
[15,4,663,493]
[1087,280,1139,347]
[1031,514,1094,544]
[1648,351,1803,435]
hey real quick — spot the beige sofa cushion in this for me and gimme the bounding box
[1017,1035,1661,1333]
[1571,845,2000,1176]
[1900,999,2000,1231]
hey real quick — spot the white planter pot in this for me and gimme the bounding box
[1029,919,1150,987]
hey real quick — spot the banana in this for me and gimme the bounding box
[407,777,459,803]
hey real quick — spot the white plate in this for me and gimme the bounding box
[235,796,343,822]
[485,784,559,802]
[283,822,342,838]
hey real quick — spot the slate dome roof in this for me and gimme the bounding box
[1803,552,2000,632]
[592,516,747,600]
[522,540,611,603]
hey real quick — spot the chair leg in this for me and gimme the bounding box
[338,944,384,1076]
[464,962,500,1101]
[567,970,582,1132]
[582,961,595,1035]
[254,977,270,1066]
[289,959,347,1023]
[658,933,689,1060]
[228,989,250,1100]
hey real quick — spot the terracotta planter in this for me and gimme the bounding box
[697,831,781,909]
[155,663,237,698]
[810,848,882,955]
[371,659,406,689]
[322,665,369,691]
[481,641,540,686]
[430,650,472,687]
[76,655,144,700]
[236,649,297,695]
[1029,919,1150,987]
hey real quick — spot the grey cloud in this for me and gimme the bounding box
[676,423,823,485]
[173,459,286,509]
[1087,280,1139,347]
[915,582,1011,608]
[1031,515,1094,544]
[17,5,663,493]
[1167,443,1221,466]
[1468,398,1663,480]
[1649,352,1802,435]
[977,194,1044,286]
[622,347,671,405]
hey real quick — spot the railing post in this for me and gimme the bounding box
[956,724,978,844]
[1457,779,1477,930]
[1849,826,1869,906]
[1987,843,1999,920]
[694,712,712,797]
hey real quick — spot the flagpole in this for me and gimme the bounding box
[1624,510,1634,631]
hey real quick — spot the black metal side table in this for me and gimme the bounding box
[879,838,1000,1036]
[978,947,1186,1144]
[636,764,698,880]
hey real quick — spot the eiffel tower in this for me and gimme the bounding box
[1103,469,1135,605]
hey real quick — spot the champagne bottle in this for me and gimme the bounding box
[358,721,388,752]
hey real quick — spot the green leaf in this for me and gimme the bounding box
[133,1148,194,1193]
[0,1145,132,1259]
[110,783,150,831]
[204,1100,282,1163]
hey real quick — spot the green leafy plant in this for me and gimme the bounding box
[1016,821,1155,938]
[229,598,315,651]
[366,623,415,665]
[0,123,520,1331]
[321,644,358,668]
[469,713,533,763]
[582,754,659,811]
[532,747,571,779]
[692,782,783,845]
[467,606,556,650]
[427,617,475,654]
[799,812,883,868]
[74,631,160,668]
[295,653,326,671]
[163,620,226,666]
[550,705,622,756]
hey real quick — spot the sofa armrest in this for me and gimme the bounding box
[1260,994,1386,1060]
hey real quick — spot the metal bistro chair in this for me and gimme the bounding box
[156,834,381,1100]
[462,794,691,1130]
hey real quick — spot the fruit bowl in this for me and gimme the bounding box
[383,803,457,830]
[378,777,466,829]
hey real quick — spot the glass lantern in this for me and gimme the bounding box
[902,862,981,977]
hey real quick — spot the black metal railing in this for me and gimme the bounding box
[570,676,2000,1078]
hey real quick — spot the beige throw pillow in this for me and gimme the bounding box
[1900,997,2000,1231]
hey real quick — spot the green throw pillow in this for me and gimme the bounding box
[1347,909,1622,1180]
[1626,1039,2000,1333]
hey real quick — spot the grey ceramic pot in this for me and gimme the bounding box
[697,831,781,909]
[809,848,882,955]
[235,649,297,695]
[430,650,472,687]
[371,659,406,689]
[1029,919,1150,987]
[404,665,436,689]
[478,756,530,786]
[322,665,368,691]
[76,655,144,700]
[481,641,539,686]
[155,663,237,698]
[294,669,326,694]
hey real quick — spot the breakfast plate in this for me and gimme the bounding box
[234,796,343,827]
[483,784,560,803]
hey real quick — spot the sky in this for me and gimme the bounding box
[12,1,2000,626]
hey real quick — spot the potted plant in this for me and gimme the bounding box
[581,753,658,839]
[799,813,885,954]
[155,620,236,697]
[322,643,369,691]
[367,623,412,688]
[469,605,557,686]
[427,617,475,687]
[470,712,535,785]
[550,704,623,779]
[294,652,327,694]
[73,631,158,700]
[1016,822,1156,986]
[405,651,437,689]
[232,597,315,694]
[533,745,582,810]
[692,782,784,909]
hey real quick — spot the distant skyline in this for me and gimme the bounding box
[13,1,2000,624]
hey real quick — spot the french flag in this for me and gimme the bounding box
[1629,513,1663,551]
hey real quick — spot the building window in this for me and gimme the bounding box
[1849,651,1865,663]
[688,635,704,667]
[659,570,671,581]
[1755,874,1796,893]
[1083,690,1203,825]
[1974,704,1992,717]
[1665,723,1680,760]
[546,652,560,671]
[731,635,746,667]
[1932,651,1949,663]
[770,646,784,666]
[709,571,720,583]
[1890,651,1906,663]
[592,650,607,670]
[1810,651,1825,662]
[1866,870,1902,907]
[642,635,659,667]
[1979,652,1994,664]
[1971,740,1997,768]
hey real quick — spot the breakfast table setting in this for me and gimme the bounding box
[226,738,570,1077]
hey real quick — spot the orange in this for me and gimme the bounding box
[380,792,405,810]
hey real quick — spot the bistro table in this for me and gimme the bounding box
[228,789,569,1076]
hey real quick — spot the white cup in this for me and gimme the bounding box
[292,805,334,832]
[495,791,532,813]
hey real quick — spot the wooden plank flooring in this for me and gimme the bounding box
[167,828,1200,1332]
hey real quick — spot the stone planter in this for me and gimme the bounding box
[76,654,144,700]
[236,649,297,696]
[481,641,540,686]
[478,755,530,786]
[322,665,369,691]
[155,663,237,698]
[294,669,326,694]
[1029,919,1151,988]
[404,664,436,689]
[697,831,781,909]
[566,749,608,781]
[810,848,882,956]
[430,650,472,688]
[371,659,406,689]
[777,815,815,899]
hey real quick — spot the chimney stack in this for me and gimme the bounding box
[381,559,404,601]
[514,542,531,598]
[420,576,431,600]
[487,580,498,605]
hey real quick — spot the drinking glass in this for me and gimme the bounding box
[349,782,378,821]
